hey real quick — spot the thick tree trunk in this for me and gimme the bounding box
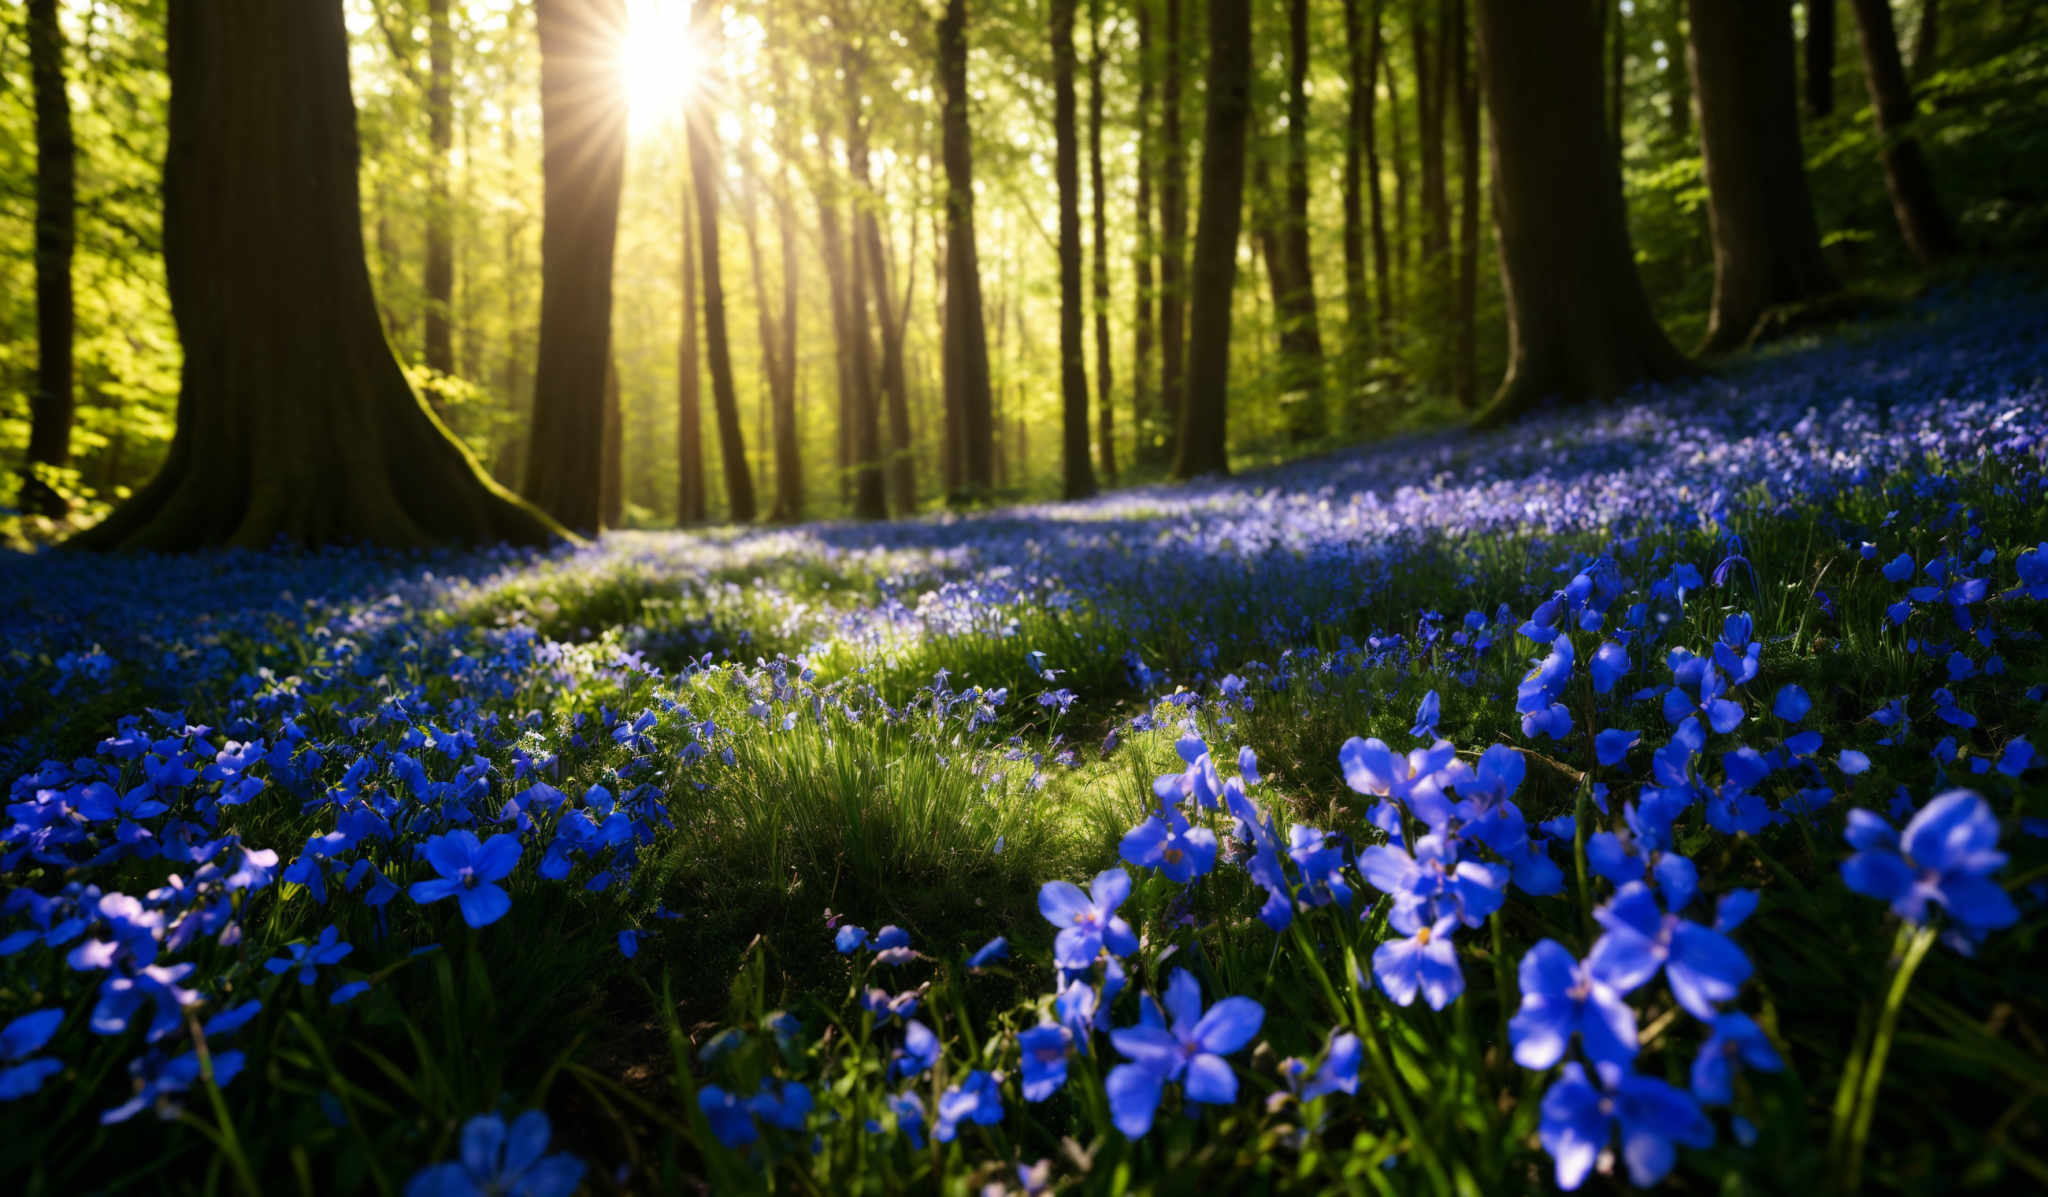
[1172,0,1251,480]
[424,0,455,401]
[1277,0,1325,439]
[677,176,705,523]
[1132,0,1157,464]
[1451,0,1481,409]
[26,0,74,518]
[1847,0,1957,264]
[1157,0,1189,466]
[1688,0,1839,355]
[690,11,756,523]
[601,355,623,526]
[1806,0,1836,117]
[1054,0,1099,500]
[74,0,558,550]
[524,0,626,534]
[938,0,996,498]
[1472,0,1691,429]
[1090,0,1117,485]
[842,50,887,520]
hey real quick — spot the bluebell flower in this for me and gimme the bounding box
[1120,810,1219,883]
[264,925,352,985]
[0,1009,65,1100]
[1591,642,1631,695]
[403,1110,585,1197]
[1841,789,2018,938]
[967,936,1009,968]
[933,1070,1003,1142]
[1773,683,1812,722]
[835,924,869,954]
[1371,916,1464,1010]
[1237,745,1261,785]
[1411,690,1441,738]
[893,1020,939,1079]
[1357,832,1507,933]
[1508,939,1638,1069]
[1586,882,1752,1019]
[1018,1023,1073,1100]
[748,1080,812,1131]
[1105,970,1264,1137]
[1039,868,1140,969]
[1299,1031,1361,1100]
[330,981,371,1006]
[409,830,520,928]
[872,925,916,966]
[1595,729,1639,767]
[1690,1012,1783,1104]
[1340,736,1457,827]
[1539,1060,1713,1190]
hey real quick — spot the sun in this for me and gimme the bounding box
[617,0,701,134]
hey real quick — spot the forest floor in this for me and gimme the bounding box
[3,271,2047,1193]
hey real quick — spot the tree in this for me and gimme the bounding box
[1472,0,1690,429]
[677,171,706,522]
[1341,0,1390,362]
[1847,0,1958,265]
[1688,0,1839,354]
[1173,0,1252,480]
[1156,0,1189,465]
[1274,0,1326,438]
[765,38,804,523]
[524,0,627,534]
[938,0,995,497]
[1910,0,1938,83]
[1450,0,1482,409]
[1053,0,1098,500]
[1807,0,1836,118]
[25,0,75,518]
[1132,0,1157,464]
[73,0,557,550]
[690,5,757,522]
[1089,0,1117,485]
[839,45,886,520]
[601,355,623,526]
[425,0,456,395]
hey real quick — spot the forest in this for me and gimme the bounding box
[2,0,2047,1193]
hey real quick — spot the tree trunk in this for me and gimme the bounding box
[1662,0,1690,143]
[677,171,705,523]
[73,0,558,550]
[863,196,916,514]
[1909,0,1937,83]
[1090,0,1117,485]
[815,168,856,510]
[523,0,626,534]
[1688,0,1839,354]
[1471,0,1691,429]
[1133,0,1157,467]
[1172,0,1251,480]
[1609,0,1625,152]
[1847,0,1957,264]
[840,51,887,520]
[1053,0,1099,500]
[1278,0,1326,439]
[1385,33,1409,322]
[768,44,804,523]
[938,0,996,498]
[689,10,756,523]
[601,355,623,526]
[1806,0,1836,117]
[26,0,74,518]
[424,0,455,403]
[1412,2,1449,270]
[1451,0,1481,409]
[737,142,786,515]
[1157,0,1189,466]
[1341,0,1376,362]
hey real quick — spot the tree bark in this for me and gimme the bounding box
[840,48,887,520]
[862,191,916,514]
[1133,0,1157,467]
[1054,0,1099,500]
[677,169,705,523]
[1472,0,1691,429]
[688,9,756,523]
[424,0,456,401]
[938,0,995,498]
[1277,0,1325,439]
[1451,0,1481,409]
[1806,0,1836,118]
[524,0,626,534]
[26,0,75,518]
[601,355,623,526]
[767,39,804,523]
[1688,0,1839,355]
[74,0,558,550]
[1341,0,1378,362]
[1385,29,1409,323]
[1157,0,1189,466]
[1848,0,1957,264]
[1172,0,1251,479]
[1090,0,1117,485]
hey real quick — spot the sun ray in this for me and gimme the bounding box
[617,0,700,135]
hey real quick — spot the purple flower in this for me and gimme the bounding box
[409,830,521,928]
[1018,1023,1073,1101]
[1371,916,1464,1010]
[1120,810,1219,883]
[1039,868,1140,969]
[1105,970,1264,1137]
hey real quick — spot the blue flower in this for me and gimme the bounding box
[1587,883,1751,1019]
[1841,789,2018,938]
[1371,916,1464,1010]
[934,1070,1003,1142]
[403,1110,584,1197]
[1595,729,1640,767]
[1539,1061,1713,1190]
[1410,690,1441,738]
[1120,810,1219,883]
[1508,939,1638,1070]
[1591,642,1631,695]
[1039,868,1140,969]
[967,936,1009,968]
[1105,970,1264,1137]
[264,925,352,985]
[834,924,868,954]
[1773,684,1812,722]
[893,1019,939,1080]
[1297,1031,1361,1100]
[698,1085,758,1147]
[1018,1023,1073,1101]
[409,831,521,928]
[1689,1012,1783,1105]
[0,1009,65,1100]
[872,925,915,966]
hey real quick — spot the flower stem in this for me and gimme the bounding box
[1841,922,1937,1192]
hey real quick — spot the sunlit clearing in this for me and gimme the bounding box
[618,0,700,134]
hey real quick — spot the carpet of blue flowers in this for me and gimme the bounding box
[5,281,2047,1194]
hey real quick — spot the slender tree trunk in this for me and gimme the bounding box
[768,45,804,523]
[1157,0,1189,465]
[1688,0,1839,354]
[1277,0,1325,439]
[1386,37,1409,321]
[1471,0,1691,429]
[738,143,786,515]
[522,0,627,534]
[816,168,855,509]
[677,172,705,522]
[938,0,995,498]
[1172,0,1252,479]
[1806,0,1836,117]
[1451,0,1481,409]
[1364,4,1391,345]
[74,0,557,550]
[601,355,623,526]
[690,10,756,521]
[1133,0,1158,466]
[424,0,456,404]
[1412,2,1449,269]
[863,196,916,514]
[1910,0,1938,83]
[842,49,887,520]
[1341,0,1370,362]
[1848,0,1957,264]
[26,0,74,518]
[1089,0,1117,485]
[1053,0,1099,499]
